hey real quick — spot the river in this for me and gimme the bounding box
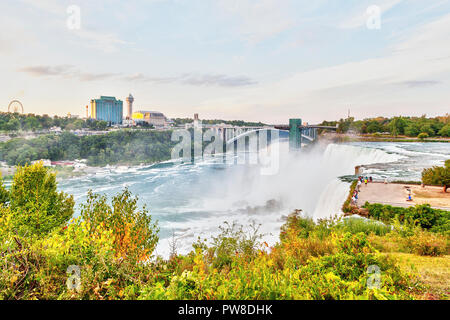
[58,141,449,258]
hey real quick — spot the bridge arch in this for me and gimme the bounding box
[225,128,314,146]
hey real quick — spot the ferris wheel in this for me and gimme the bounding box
[8,100,24,114]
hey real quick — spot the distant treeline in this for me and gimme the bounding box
[0,112,110,131]
[173,118,266,127]
[320,115,450,137]
[0,131,175,166]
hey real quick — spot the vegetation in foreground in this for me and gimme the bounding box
[0,163,448,300]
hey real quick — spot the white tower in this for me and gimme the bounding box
[126,94,134,120]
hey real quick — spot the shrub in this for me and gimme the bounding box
[363,203,449,232]
[0,175,9,205]
[418,132,429,140]
[408,231,448,256]
[3,162,74,238]
[422,159,450,192]
[80,189,159,262]
[210,221,263,269]
[342,180,358,213]
[280,211,316,240]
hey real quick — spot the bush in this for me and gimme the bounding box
[209,221,263,269]
[80,189,159,262]
[422,159,450,192]
[363,203,449,232]
[408,231,448,256]
[2,162,74,238]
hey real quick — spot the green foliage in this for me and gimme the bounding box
[363,203,449,233]
[0,175,9,205]
[342,180,358,214]
[0,112,109,132]
[438,124,450,137]
[4,162,74,237]
[80,189,159,262]
[209,221,263,269]
[422,159,450,191]
[320,114,449,137]
[408,230,448,256]
[0,165,444,300]
[338,217,391,236]
[0,130,176,166]
[417,132,429,140]
[172,118,266,127]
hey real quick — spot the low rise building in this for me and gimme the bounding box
[132,110,167,127]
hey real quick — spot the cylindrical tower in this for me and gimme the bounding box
[126,94,134,120]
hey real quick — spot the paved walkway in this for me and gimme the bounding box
[356,182,450,210]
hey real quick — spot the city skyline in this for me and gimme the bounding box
[1,0,450,123]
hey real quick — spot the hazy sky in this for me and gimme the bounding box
[1,0,449,123]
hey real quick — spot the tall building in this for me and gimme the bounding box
[90,96,123,125]
[126,94,134,120]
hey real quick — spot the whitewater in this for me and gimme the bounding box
[58,141,449,258]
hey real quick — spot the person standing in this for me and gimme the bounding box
[357,179,361,191]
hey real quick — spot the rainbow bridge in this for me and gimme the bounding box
[205,119,337,150]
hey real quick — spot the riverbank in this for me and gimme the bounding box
[356,182,450,210]
[321,132,450,143]
[0,162,156,183]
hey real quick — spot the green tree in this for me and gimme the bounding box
[422,160,450,192]
[438,124,450,137]
[5,118,20,131]
[8,162,74,237]
[404,123,420,137]
[366,120,382,133]
[420,124,435,137]
[389,117,407,136]
[418,132,429,140]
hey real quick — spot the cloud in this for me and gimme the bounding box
[18,65,118,81]
[399,80,441,88]
[18,65,257,87]
[123,73,179,84]
[180,74,257,87]
[19,65,73,77]
[198,13,450,122]
[19,0,128,53]
[216,0,296,43]
[68,29,129,53]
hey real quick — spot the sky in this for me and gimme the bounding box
[1,0,449,124]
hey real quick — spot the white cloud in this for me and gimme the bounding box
[216,0,296,43]
[200,13,450,122]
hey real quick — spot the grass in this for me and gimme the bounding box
[385,252,450,299]
[340,217,391,236]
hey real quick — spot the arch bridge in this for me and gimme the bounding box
[207,119,337,150]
